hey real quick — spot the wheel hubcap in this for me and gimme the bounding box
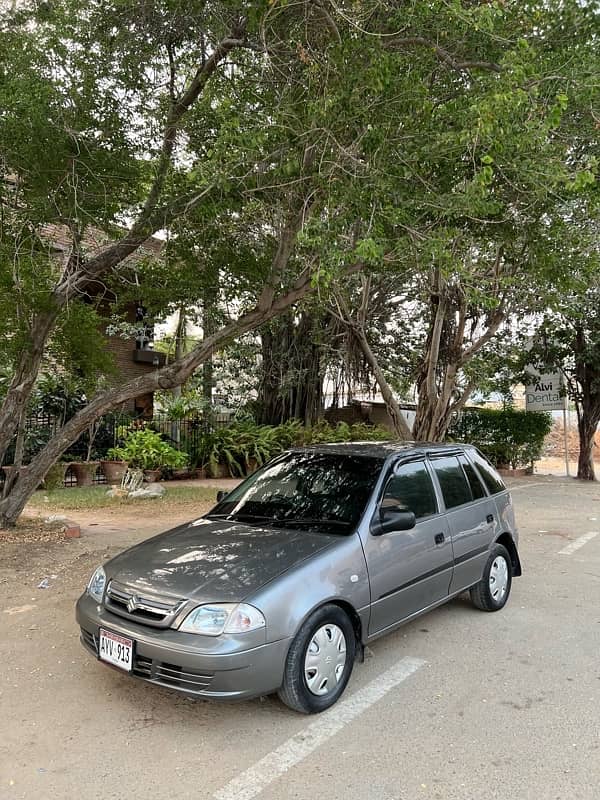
[489,556,509,602]
[304,624,347,696]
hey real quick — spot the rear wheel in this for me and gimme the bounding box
[470,544,512,611]
[278,604,356,713]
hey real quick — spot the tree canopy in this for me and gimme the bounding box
[0,0,599,524]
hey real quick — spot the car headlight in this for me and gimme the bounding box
[179,603,266,636]
[87,565,106,602]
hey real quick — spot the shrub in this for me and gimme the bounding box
[448,407,552,469]
[108,429,189,471]
[194,419,392,476]
[298,420,390,445]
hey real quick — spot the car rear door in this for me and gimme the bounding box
[362,458,453,636]
[428,453,497,594]
[467,449,516,536]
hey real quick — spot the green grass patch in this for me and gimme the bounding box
[28,485,219,512]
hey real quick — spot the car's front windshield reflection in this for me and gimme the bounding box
[208,452,384,534]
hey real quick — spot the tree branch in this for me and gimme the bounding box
[385,36,501,73]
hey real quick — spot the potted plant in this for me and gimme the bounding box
[108,429,189,482]
[197,428,241,478]
[69,419,102,486]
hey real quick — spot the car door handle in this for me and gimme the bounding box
[434,532,445,545]
[486,514,494,524]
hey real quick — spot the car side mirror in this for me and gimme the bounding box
[216,490,228,503]
[372,507,416,536]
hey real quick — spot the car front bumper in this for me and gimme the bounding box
[76,593,291,701]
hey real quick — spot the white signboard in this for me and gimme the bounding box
[525,372,564,411]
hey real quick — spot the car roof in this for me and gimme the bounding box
[290,441,474,459]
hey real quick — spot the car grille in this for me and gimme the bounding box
[80,628,214,694]
[104,580,187,628]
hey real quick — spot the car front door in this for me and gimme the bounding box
[429,453,497,594]
[362,459,453,636]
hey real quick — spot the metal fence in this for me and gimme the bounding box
[1,410,233,481]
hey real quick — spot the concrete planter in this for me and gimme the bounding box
[70,462,99,487]
[100,460,129,485]
[143,469,162,483]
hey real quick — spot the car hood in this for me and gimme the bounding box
[105,517,339,603]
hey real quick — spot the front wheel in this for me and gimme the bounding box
[278,604,356,714]
[470,544,512,611]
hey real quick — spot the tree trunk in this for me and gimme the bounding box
[257,311,324,426]
[202,281,217,409]
[0,310,57,465]
[576,412,599,481]
[350,327,412,440]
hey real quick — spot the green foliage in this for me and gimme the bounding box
[108,429,189,471]
[155,392,209,421]
[0,0,598,520]
[195,420,302,477]
[30,375,86,424]
[196,419,391,477]
[449,407,552,469]
[296,421,391,445]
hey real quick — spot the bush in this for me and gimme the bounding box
[298,421,390,445]
[108,429,189,471]
[448,407,552,469]
[194,419,391,477]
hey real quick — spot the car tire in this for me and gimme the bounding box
[278,604,356,714]
[470,543,512,611]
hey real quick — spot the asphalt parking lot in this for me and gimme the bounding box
[1,475,600,800]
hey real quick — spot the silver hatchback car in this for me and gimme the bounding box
[77,442,521,713]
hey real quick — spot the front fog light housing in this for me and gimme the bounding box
[87,565,106,602]
[180,603,265,636]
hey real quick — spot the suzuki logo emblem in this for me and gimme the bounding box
[127,595,139,614]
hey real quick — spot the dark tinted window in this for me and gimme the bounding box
[469,450,506,495]
[382,460,437,519]
[210,452,384,533]
[431,456,472,509]
[459,454,486,500]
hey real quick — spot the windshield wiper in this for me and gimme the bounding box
[228,513,278,524]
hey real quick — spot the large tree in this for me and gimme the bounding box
[328,0,599,441]
[0,0,371,526]
[0,0,598,526]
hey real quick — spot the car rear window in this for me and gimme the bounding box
[458,454,486,500]
[430,455,472,509]
[469,450,506,495]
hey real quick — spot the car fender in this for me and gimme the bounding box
[248,532,370,645]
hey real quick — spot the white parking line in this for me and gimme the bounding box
[212,656,426,800]
[558,530,600,556]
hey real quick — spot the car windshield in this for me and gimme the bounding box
[208,451,384,534]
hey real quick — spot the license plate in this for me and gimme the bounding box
[99,628,133,672]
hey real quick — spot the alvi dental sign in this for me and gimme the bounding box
[525,373,564,411]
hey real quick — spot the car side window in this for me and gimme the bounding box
[469,449,506,495]
[458,454,486,500]
[430,455,472,510]
[382,460,438,520]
